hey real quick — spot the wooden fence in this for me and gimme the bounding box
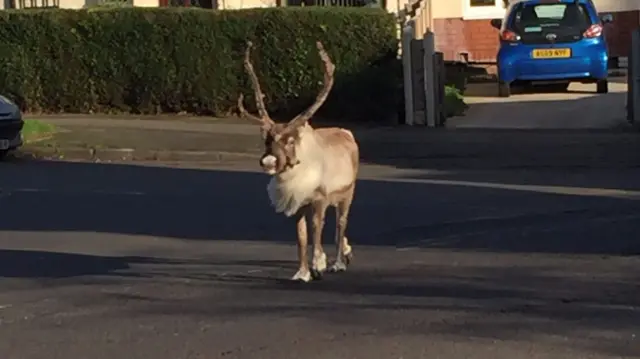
[400,0,446,127]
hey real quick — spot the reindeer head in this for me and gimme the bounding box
[237,41,335,176]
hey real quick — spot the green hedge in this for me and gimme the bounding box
[0,7,398,122]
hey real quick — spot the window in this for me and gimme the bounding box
[14,0,59,8]
[511,3,591,31]
[286,0,380,7]
[464,0,507,20]
[508,2,593,44]
[161,0,217,8]
[470,0,495,6]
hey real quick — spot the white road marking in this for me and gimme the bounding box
[362,176,640,200]
[3,174,639,201]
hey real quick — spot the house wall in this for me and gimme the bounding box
[431,0,460,18]
[134,0,159,6]
[218,0,273,9]
[432,0,640,63]
[598,0,639,12]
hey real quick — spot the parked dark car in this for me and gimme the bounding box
[0,96,24,160]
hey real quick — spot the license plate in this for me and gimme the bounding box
[532,48,571,59]
[0,140,9,150]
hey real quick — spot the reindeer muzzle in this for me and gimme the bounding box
[260,154,278,174]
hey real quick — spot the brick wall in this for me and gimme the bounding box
[433,17,500,63]
[604,10,639,58]
[434,10,639,63]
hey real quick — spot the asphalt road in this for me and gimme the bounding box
[1,150,640,359]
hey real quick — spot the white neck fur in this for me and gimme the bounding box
[266,125,324,217]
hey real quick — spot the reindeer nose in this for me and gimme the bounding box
[260,154,277,169]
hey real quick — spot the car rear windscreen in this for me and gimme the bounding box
[509,2,593,44]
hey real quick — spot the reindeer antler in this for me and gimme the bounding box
[286,41,335,130]
[237,93,263,124]
[237,41,274,126]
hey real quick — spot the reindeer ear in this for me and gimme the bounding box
[292,123,307,138]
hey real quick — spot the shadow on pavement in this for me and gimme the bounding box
[1,247,636,358]
[1,155,639,357]
[0,249,198,279]
[0,249,133,278]
[1,159,639,254]
[207,264,640,358]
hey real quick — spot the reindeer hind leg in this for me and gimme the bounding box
[329,191,354,273]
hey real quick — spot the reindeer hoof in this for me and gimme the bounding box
[329,251,353,273]
[344,251,354,265]
[291,269,312,282]
[329,261,347,273]
[310,252,327,280]
[310,269,324,280]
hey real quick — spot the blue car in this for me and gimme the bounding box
[491,0,612,97]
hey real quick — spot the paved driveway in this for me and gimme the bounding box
[1,157,639,359]
[449,80,629,129]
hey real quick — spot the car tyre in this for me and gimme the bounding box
[596,79,608,94]
[0,150,9,161]
[550,83,570,92]
[498,81,511,98]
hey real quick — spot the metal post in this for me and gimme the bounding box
[423,30,436,127]
[628,29,640,126]
[402,21,415,126]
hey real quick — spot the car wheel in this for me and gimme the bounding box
[0,150,9,161]
[596,79,608,94]
[498,81,511,98]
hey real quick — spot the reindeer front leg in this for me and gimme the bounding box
[292,210,311,282]
[310,202,328,279]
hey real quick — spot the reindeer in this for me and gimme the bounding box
[237,41,358,283]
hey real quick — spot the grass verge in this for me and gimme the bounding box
[444,86,469,118]
[22,119,57,143]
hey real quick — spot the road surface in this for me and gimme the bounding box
[1,153,639,359]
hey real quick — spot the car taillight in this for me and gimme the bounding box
[500,30,520,42]
[583,24,603,38]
